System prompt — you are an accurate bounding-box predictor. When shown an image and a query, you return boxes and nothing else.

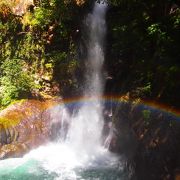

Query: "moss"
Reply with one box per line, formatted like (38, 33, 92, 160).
(0, 117, 20, 128)
(9, 99, 26, 106)
(0, 99, 29, 111)
(0, 98, 60, 129)
(0, 100, 26, 127)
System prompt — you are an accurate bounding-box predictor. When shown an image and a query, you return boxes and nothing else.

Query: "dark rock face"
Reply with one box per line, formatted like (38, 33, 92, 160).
(0, 99, 62, 159)
(108, 102, 180, 180)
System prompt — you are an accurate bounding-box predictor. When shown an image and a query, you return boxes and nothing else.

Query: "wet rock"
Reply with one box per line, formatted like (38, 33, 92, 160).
(0, 143, 29, 160)
(109, 127, 137, 158)
(110, 102, 180, 180)
(0, 125, 7, 145)
(0, 98, 62, 159)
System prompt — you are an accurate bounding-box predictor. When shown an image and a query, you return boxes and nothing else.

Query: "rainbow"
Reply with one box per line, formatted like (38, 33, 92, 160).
(59, 95, 180, 119)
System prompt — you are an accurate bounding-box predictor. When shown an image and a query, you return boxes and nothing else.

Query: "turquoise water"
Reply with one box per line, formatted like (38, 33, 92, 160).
(0, 142, 127, 180)
(0, 159, 54, 180)
(0, 167, 125, 180)
(0, 157, 126, 180)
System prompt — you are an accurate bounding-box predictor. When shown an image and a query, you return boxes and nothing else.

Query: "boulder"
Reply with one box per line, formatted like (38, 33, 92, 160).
(0, 98, 62, 159)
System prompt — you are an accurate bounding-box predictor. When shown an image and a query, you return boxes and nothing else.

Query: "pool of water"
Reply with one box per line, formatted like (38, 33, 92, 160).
(0, 164, 126, 180)
(0, 143, 128, 180)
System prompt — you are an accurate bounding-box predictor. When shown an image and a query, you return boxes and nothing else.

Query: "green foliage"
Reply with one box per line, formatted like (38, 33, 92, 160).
(147, 23, 171, 44)
(0, 0, 81, 105)
(0, 59, 34, 106)
(142, 110, 151, 125)
(106, 0, 180, 106)
(1, 0, 178, 108)
(25, 7, 53, 28)
(47, 50, 79, 92)
(142, 110, 151, 119)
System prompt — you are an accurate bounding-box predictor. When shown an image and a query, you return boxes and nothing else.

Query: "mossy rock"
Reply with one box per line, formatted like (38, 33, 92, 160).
(0, 117, 20, 128)
(0, 98, 61, 159)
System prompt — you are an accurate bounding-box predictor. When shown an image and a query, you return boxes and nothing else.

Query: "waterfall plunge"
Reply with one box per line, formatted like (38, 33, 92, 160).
(0, 2, 122, 179)
(66, 1, 107, 155)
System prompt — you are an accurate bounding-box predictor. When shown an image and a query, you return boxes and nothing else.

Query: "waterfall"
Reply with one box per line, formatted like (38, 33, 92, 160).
(0, 1, 123, 179)
(66, 1, 107, 155)
(85, 1, 107, 97)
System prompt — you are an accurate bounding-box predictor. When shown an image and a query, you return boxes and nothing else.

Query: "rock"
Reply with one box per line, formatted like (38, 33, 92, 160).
(175, 169, 180, 180)
(4, 127, 10, 144)
(0, 98, 62, 159)
(110, 102, 180, 180)
(0, 125, 7, 145)
(11, 0, 34, 16)
(0, 143, 29, 160)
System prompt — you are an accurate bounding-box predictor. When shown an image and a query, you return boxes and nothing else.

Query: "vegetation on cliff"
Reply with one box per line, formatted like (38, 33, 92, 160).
(0, 0, 179, 108)
(106, 0, 180, 108)
(0, 0, 85, 107)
